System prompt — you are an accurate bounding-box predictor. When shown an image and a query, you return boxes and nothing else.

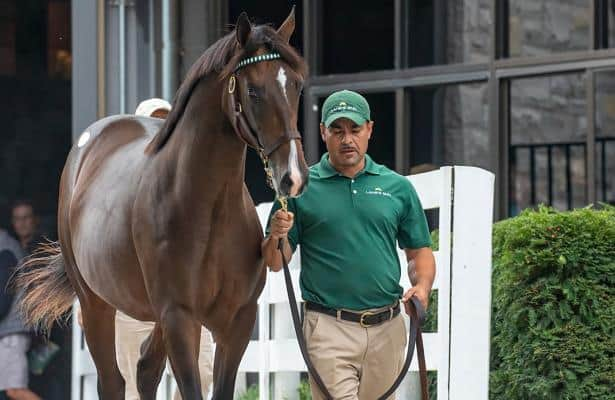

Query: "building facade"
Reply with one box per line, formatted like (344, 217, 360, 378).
(72, 0, 615, 221)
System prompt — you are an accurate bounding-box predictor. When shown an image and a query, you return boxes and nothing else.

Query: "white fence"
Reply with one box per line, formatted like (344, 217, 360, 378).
(71, 166, 495, 399)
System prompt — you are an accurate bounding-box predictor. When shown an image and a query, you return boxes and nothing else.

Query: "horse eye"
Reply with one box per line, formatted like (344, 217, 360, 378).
(247, 87, 259, 98)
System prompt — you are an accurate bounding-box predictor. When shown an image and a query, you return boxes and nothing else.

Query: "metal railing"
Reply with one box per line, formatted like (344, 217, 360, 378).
(510, 137, 614, 211)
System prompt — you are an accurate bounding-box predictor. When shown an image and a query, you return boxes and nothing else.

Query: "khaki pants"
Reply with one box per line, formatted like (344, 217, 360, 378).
(115, 311, 214, 400)
(303, 306, 407, 400)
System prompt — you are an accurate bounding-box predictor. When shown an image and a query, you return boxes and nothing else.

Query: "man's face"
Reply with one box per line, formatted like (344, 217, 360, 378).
(320, 118, 373, 169)
(12, 205, 37, 240)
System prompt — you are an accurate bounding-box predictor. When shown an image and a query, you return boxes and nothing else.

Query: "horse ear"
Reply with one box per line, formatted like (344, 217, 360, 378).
(277, 6, 295, 43)
(236, 12, 251, 47)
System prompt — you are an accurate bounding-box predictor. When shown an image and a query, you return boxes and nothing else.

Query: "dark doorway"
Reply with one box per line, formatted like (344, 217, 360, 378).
(0, 1, 72, 399)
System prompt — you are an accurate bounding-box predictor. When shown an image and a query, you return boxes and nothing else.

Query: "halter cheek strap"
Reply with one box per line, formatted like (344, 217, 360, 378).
(227, 75, 261, 151)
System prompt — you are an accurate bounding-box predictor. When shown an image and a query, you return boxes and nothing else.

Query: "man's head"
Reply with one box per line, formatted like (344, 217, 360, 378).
(11, 200, 38, 243)
(320, 90, 373, 171)
(135, 98, 172, 119)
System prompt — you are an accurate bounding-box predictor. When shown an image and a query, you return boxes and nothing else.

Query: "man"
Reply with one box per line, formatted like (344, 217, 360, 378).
(113, 98, 214, 400)
(0, 228, 40, 400)
(262, 90, 436, 399)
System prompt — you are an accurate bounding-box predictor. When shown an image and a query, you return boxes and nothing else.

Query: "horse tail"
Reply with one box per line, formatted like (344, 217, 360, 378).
(13, 240, 75, 332)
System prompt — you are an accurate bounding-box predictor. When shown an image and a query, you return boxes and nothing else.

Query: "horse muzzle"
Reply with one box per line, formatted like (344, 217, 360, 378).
(278, 169, 308, 198)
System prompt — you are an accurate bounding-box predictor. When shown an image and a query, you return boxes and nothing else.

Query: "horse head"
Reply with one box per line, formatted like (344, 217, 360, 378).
(223, 8, 309, 198)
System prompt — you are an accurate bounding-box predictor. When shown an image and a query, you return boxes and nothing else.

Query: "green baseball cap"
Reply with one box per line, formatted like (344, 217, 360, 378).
(321, 90, 371, 128)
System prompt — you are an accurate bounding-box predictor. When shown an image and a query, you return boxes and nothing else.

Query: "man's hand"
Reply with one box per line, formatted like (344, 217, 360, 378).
(269, 210, 294, 240)
(401, 284, 430, 314)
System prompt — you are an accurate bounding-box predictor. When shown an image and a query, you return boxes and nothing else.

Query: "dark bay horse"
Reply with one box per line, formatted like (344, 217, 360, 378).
(15, 10, 308, 400)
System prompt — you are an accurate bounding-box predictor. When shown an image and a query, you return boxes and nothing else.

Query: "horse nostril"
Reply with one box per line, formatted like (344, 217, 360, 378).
(280, 173, 293, 194)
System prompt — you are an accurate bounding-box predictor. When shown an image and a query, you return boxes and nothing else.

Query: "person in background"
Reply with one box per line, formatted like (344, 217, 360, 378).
(10, 200, 42, 255)
(0, 228, 40, 400)
(75, 99, 215, 399)
(107, 98, 214, 399)
(11, 200, 66, 400)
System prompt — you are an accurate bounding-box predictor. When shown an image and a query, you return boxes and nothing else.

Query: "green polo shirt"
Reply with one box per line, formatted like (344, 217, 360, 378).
(266, 153, 431, 311)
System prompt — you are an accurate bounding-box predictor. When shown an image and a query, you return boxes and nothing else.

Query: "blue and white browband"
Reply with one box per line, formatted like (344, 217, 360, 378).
(235, 52, 282, 71)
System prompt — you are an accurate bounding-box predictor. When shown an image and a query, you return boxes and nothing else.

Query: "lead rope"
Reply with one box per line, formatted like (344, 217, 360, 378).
(276, 195, 333, 399)
(274, 197, 428, 400)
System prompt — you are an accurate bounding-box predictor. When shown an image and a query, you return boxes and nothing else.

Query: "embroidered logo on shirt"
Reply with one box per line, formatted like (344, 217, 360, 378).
(365, 187, 392, 197)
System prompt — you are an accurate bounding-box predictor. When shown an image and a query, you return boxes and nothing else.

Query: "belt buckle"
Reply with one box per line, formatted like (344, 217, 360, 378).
(359, 311, 376, 328)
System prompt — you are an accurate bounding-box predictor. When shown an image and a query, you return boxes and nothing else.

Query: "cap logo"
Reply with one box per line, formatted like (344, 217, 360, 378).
(339, 101, 347, 106)
(329, 104, 359, 114)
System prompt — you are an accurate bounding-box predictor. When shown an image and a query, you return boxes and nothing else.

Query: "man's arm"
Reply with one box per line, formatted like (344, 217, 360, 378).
(261, 210, 295, 272)
(401, 247, 435, 310)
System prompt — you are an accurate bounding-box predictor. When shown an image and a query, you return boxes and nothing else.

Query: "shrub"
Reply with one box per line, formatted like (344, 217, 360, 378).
(236, 384, 258, 400)
(490, 205, 615, 399)
(298, 379, 311, 400)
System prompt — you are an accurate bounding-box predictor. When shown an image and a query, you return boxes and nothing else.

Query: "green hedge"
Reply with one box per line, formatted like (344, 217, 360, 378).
(490, 206, 615, 399)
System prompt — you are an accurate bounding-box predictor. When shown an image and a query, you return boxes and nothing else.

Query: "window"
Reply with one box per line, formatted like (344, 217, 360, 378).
(321, 0, 394, 74)
(509, 74, 587, 214)
(410, 83, 490, 170)
(507, 0, 591, 57)
(407, 0, 490, 67)
(602, 0, 615, 48)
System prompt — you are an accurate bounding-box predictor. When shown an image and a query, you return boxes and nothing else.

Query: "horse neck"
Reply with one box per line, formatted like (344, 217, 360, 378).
(163, 75, 247, 189)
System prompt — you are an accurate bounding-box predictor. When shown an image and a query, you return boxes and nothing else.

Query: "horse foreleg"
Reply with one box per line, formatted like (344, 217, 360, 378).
(136, 324, 167, 400)
(81, 299, 125, 400)
(160, 306, 202, 399)
(211, 303, 257, 400)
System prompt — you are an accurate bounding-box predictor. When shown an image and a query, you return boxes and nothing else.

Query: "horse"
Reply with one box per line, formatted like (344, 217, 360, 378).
(15, 9, 308, 400)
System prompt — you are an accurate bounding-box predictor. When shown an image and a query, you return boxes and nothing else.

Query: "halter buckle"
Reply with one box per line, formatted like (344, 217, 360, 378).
(228, 75, 236, 94)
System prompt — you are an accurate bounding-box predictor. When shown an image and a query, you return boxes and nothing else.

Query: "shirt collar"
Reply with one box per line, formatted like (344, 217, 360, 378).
(317, 153, 381, 178)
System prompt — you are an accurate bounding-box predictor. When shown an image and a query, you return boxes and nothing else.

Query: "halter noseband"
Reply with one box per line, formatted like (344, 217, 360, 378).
(226, 52, 301, 189)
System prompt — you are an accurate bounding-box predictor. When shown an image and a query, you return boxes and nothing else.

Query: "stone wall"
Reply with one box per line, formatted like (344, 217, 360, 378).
(439, 0, 614, 209)
(509, 0, 590, 57)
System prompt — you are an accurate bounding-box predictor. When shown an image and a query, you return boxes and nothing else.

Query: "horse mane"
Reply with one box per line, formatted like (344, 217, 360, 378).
(147, 24, 308, 153)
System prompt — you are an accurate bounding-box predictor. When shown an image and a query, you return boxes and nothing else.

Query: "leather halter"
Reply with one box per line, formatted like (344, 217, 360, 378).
(226, 54, 301, 163)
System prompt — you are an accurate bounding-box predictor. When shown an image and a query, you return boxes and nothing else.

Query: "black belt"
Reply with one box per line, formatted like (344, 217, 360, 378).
(305, 301, 401, 328)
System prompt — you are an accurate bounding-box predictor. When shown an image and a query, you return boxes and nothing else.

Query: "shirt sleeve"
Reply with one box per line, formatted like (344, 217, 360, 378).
(397, 180, 432, 249)
(0, 249, 18, 320)
(265, 198, 300, 251)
